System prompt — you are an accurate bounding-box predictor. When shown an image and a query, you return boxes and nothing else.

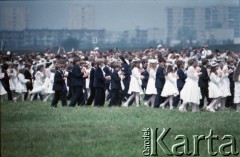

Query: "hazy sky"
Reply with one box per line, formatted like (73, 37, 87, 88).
(0, 0, 239, 31)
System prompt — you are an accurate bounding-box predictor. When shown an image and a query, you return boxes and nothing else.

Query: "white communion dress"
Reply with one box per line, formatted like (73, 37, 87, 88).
(180, 66, 202, 105)
(161, 72, 179, 97)
(145, 69, 157, 95)
(208, 73, 222, 98)
(128, 67, 143, 94)
(15, 73, 29, 93)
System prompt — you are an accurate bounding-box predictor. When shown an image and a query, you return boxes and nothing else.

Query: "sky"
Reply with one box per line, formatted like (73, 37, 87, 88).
(0, 0, 239, 31)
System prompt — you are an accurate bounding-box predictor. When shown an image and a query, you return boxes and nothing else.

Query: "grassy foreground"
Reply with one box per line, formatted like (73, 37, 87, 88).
(1, 101, 240, 157)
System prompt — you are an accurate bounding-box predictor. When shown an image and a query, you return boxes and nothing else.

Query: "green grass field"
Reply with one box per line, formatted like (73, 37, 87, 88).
(1, 101, 240, 157)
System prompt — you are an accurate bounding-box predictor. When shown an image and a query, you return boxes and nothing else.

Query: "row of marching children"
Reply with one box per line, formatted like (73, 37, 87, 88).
(122, 57, 240, 112)
(0, 49, 239, 112)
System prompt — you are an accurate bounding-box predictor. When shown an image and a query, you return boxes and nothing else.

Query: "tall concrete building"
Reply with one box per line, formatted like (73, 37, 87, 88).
(0, 7, 28, 31)
(69, 5, 95, 30)
(166, 5, 240, 44)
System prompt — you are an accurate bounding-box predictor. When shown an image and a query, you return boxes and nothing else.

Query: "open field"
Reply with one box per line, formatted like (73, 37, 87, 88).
(1, 101, 240, 157)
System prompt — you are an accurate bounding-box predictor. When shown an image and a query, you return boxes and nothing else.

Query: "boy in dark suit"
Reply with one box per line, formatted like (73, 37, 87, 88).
(119, 56, 131, 101)
(198, 58, 211, 108)
(173, 60, 187, 108)
(51, 61, 67, 107)
(66, 64, 73, 100)
(103, 60, 112, 98)
(1, 63, 13, 100)
(93, 59, 110, 107)
(109, 63, 122, 107)
(140, 66, 149, 101)
(69, 58, 85, 107)
(154, 58, 166, 108)
(86, 61, 96, 105)
(24, 63, 33, 100)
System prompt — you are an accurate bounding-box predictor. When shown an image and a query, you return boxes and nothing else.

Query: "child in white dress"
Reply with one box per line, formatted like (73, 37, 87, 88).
(207, 62, 223, 112)
(8, 64, 18, 93)
(179, 59, 202, 112)
(30, 65, 46, 101)
(123, 59, 143, 107)
(218, 64, 231, 110)
(43, 68, 55, 102)
(144, 59, 158, 107)
(14, 69, 30, 102)
(160, 65, 179, 109)
(233, 62, 240, 112)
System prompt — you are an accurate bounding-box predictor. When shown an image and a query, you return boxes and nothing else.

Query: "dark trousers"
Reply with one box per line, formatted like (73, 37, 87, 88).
(51, 90, 67, 107)
(109, 89, 121, 107)
(24, 83, 33, 100)
(33, 93, 43, 101)
(94, 87, 105, 107)
(78, 87, 87, 106)
(173, 87, 183, 108)
(142, 86, 150, 101)
(154, 88, 164, 108)
(121, 78, 130, 101)
(106, 89, 112, 101)
(86, 87, 95, 105)
(69, 86, 83, 107)
(3, 85, 12, 100)
(67, 86, 72, 100)
(199, 87, 211, 108)
(226, 85, 235, 108)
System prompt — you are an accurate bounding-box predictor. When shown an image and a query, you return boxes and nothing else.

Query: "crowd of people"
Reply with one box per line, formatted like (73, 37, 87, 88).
(0, 45, 239, 112)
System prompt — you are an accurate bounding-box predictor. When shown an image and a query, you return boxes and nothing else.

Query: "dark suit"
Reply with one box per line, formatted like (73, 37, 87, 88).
(24, 68, 33, 100)
(198, 66, 211, 108)
(86, 67, 95, 105)
(103, 66, 111, 90)
(1, 69, 12, 100)
(67, 71, 72, 100)
(121, 63, 131, 101)
(226, 66, 235, 108)
(81, 75, 88, 105)
(93, 66, 106, 106)
(109, 70, 122, 106)
(173, 68, 186, 107)
(104, 66, 113, 101)
(141, 70, 150, 101)
(141, 70, 149, 90)
(69, 65, 84, 107)
(51, 70, 67, 107)
(154, 66, 165, 108)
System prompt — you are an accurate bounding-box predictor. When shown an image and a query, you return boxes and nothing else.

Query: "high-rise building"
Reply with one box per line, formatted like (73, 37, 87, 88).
(69, 5, 95, 30)
(166, 5, 240, 43)
(0, 7, 28, 31)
